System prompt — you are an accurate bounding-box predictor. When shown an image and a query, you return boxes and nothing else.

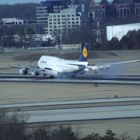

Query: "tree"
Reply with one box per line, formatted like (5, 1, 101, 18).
(119, 133, 133, 140)
(81, 133, 101, 140)
(120, 35, 129, 50)
(108, 37, 121, 50)
(34, 128, 50, 140)
(120, 30, 140, 50)
(136, 137, 140, 140)
(51, 126, 78, 140)
(0, 110, 30, 140)
(25, 27, 36, 35)
(0, 25, 15, 48)
(102, 129, 119, 140)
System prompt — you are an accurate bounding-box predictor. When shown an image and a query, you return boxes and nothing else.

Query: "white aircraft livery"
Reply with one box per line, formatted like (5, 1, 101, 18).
(19, 43, 139, 78)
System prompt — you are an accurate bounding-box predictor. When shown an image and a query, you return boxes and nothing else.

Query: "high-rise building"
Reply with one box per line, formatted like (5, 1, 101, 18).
(36, 0, 83, 36)
(45, 5, 81, 35)
(36, 0, 67, 24)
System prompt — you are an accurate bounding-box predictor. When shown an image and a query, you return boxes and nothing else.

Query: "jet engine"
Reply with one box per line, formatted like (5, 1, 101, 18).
(30, 70, 39, 76)
(19, 68, 28, 75)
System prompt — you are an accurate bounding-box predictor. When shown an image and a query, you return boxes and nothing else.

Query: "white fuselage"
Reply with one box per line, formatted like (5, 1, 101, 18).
(38, 56, 88, 77)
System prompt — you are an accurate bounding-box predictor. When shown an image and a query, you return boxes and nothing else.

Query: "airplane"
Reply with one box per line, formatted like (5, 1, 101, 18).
(18, 43, 140, 78)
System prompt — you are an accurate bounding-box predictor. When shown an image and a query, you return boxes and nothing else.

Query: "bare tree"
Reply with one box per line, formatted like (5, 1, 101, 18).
(0, 109, 30, 140)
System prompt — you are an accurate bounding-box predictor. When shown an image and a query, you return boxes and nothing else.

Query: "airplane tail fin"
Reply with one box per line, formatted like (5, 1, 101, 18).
(79, 42, 90, 62)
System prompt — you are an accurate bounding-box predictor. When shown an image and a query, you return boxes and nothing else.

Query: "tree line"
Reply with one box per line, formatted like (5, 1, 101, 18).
(0, 110, 140, 140)
(98, 29, 140, 50)
(61, 26, 140, 50)
(0, 23, 140, 50)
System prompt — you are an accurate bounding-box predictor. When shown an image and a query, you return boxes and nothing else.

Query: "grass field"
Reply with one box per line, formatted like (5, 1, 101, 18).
(0, 82, 139, 104)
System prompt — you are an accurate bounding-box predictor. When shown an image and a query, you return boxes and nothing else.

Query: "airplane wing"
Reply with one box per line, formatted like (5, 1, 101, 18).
(0, 66, 15, 70)
(8, 64, 43, 76)
(87, 59, 140, 72)
(106, 59, 140, 65)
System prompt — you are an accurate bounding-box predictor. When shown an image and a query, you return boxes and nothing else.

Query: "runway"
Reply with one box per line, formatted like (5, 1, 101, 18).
(5, 97, 140, 124)
(25, 105, 140, 123)
(1, 97, 140, 111)
(0, 74, 140, 124)
(0, 74, 140, 85)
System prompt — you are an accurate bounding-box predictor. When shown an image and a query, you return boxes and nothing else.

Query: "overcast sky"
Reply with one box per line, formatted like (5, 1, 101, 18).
(0, 0, 113, 5)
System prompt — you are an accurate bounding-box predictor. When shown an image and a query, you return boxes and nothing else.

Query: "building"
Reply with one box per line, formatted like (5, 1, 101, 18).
(106, 23, 140, 40)
(89, 0, 140, 23)
(36, 0, 67, 24)
(36, 0, 83, 38)
(90, 0, 106, 21)
(134, 2, 140, 18)
(113, 0, 140, 19)
(2, 18, 24, 25)
(114, 0, 133, 19)
(45, 6, 81, 35)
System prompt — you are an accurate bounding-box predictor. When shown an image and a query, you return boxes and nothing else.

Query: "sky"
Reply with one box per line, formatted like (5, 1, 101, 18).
(0, 0, 113, 5)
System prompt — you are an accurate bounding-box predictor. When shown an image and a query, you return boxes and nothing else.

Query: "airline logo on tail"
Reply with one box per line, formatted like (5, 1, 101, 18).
(83, 47, 88, 58)
(79, 43, 89, 62)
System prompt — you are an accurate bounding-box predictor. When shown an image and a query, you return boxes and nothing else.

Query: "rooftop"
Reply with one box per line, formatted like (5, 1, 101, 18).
(113, 0, 133, 4)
